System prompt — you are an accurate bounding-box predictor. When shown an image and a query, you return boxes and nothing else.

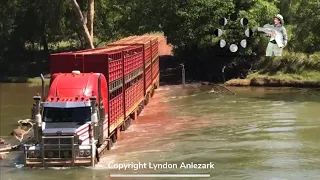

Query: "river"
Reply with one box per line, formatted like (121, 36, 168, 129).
(0, 83, 320, 180)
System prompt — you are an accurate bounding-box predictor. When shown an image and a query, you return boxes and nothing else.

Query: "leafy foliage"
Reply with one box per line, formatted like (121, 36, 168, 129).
(0, 0, 319, 81)
(290, 0, 320, 53)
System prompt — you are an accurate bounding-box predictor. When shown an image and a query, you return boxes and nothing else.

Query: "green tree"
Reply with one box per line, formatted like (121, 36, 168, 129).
(290, 0, 320, 53)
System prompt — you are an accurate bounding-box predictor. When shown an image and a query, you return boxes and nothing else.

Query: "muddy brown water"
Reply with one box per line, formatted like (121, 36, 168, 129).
(1, 83, 320, 180)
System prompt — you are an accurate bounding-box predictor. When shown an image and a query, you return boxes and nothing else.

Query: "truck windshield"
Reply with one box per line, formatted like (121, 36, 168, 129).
(43, 107, 91, 123)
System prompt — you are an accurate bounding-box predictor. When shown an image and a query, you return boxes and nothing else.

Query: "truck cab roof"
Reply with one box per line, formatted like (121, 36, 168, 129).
(47, 72, 107, 103)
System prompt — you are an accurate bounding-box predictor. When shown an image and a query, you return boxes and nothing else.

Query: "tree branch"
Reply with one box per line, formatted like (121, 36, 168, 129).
(70, 0, 94, 49)
(87, 0, 94, 41)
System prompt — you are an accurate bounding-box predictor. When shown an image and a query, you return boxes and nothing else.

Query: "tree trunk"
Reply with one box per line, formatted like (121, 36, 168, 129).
(71, 0, 94, 49)
(42, 35, 49, 54)
(76, 29, 84, 48)
(41, 16, 49, 55)
(87, 0, 94, 41)
(32, 38, 35, 52)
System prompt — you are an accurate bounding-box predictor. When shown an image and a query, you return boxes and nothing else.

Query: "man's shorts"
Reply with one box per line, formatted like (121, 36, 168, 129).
(266, 41, 282, 56)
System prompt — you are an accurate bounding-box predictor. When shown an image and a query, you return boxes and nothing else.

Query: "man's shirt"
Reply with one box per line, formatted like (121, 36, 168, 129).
(269, 24, 288, 46)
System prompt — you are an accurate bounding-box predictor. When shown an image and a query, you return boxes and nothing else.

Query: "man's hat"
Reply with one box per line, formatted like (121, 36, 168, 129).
(274, 14, 284, 24)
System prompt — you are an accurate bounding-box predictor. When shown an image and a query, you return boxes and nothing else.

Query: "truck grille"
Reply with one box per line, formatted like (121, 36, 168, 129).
(43, 137, 72, 145)
(42, 136, 75, 159)
(44, 149, 72, 158)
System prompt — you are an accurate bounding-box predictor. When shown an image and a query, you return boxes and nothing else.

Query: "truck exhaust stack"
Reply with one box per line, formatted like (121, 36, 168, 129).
(40, 74, 45, 101)
(33, 94, 42, 144)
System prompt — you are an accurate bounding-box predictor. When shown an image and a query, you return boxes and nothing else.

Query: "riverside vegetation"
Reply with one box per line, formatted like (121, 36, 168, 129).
(225, 51, 320, 87)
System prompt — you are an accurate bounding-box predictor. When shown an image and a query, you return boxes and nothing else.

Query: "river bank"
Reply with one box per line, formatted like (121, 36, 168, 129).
(226, 51, 320, 88)
(225, 72, 320, 88)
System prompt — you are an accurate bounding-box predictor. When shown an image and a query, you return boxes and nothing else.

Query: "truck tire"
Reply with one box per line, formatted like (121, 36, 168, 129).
(111, 134, 117, 143)
(121, 121, 128, 131)
(125, 120, 129, 130)
(107, 140, 113, 150)
(95, 148, 100, 162)
(137, 104, 143, 116)
(144, 94, 150, 105)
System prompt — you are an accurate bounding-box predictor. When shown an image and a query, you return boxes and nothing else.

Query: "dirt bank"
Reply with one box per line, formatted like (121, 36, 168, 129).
(225, 78, 320, 88)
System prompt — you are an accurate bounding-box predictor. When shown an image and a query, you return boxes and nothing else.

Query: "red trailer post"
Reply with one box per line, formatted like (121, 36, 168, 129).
(149, 36, 160, 91)
(139, 35, 160, 98)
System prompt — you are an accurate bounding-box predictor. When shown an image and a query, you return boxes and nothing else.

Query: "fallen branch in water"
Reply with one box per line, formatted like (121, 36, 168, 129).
(209, 84, 236, 95)
(0, 152, 9, 159)
(12, 120, 34, 142)
(17, 119, 34, 126)
(0, 138, 11, 159)
(0, 119, 35, 160)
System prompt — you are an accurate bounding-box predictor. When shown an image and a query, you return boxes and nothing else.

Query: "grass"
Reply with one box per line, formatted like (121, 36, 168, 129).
(247, 71, 320, 81)
(226, 51, 320, 88)
(256, 51, 320, 74)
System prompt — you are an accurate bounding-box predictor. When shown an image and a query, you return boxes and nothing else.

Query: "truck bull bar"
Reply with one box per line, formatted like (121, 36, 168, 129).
(23, 135, 94, 167)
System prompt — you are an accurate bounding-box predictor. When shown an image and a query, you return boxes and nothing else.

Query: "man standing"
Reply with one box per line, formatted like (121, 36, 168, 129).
(265, 14, 288, 56)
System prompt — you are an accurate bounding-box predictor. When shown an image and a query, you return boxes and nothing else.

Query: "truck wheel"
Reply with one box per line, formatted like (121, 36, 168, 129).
(95, 149, 100, 163)
(128, 118, 132, 126)
(137, 104, 143, 116)
(138, 108, 141, 116)
(111, 134, 117, 143)
(121, 122, 127, 131)
(144, 94, 150, 105)
(125, 120, 129, 130)
(107, 140, 113, 150)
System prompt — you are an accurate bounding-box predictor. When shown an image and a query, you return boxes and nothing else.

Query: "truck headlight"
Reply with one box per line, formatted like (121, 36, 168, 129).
(29, 151, 35, 158)
(35, 151, 41, 157)
(79, 150, 84, 156)
(48, 151, 54, 157)
(29, 151, 41, 158)
(63, 151, 69, 157)
(85, 150, 91, 156)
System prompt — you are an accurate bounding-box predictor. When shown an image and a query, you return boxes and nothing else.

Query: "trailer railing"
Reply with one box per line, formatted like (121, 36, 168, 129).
(23, 136, 93, 167)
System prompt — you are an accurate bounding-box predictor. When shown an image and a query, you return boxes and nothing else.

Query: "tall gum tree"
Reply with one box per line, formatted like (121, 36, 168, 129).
(71, 0, 95, 49)
(87, 0, 94, 41)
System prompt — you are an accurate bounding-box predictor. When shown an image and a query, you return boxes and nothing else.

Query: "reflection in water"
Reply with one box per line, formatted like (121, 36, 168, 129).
(1, 84, 320, 180)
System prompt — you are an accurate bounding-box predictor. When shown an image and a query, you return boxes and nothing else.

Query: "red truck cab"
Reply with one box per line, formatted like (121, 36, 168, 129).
(24, 71, 108, 167)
